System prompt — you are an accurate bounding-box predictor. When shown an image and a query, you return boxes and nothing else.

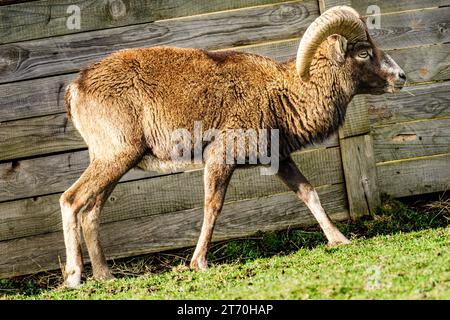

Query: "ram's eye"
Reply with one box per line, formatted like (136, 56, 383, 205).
(358, 50, 370, 58)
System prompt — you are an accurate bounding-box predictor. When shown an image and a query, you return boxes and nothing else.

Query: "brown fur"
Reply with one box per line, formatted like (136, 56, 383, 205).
(67, 42, 355, 162)
(60, 28, 405, 287)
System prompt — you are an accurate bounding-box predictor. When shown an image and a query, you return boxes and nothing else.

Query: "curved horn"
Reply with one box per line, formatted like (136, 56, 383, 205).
(296, 6, 367, 81)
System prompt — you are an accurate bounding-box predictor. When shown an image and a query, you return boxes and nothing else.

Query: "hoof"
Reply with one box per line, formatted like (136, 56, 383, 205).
(190, 258, 207, 272)
(65, 273, 82, 289)
(93, 268, 115, 281)
(64, 266, 82, 289)
(328, 237, 350, 247)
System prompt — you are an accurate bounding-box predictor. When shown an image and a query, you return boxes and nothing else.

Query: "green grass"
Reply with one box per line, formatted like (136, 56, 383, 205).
(1, 195, 449, 300)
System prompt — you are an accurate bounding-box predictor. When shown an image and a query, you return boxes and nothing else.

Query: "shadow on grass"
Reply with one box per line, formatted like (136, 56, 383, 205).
(1, 192, 448, 297)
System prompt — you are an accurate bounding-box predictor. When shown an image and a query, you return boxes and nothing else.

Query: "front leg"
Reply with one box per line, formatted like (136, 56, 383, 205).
(190, 161, 235, 271)
(277, 156, 350, 245)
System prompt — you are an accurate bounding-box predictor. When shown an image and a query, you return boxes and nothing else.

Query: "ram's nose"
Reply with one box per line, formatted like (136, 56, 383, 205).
(395, 70, 406, 89)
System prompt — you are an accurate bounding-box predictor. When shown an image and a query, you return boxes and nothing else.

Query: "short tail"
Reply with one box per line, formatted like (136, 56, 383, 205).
(64, 83, 75, 120)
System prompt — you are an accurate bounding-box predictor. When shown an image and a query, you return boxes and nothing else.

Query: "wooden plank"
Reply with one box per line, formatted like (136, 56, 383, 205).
(0, 1, 319, 84)
(321, 3, 450, 49)
(340, 95, 369, 138)
(0, 106, 338, 161)
(0, 113, 85, 161)
(0, 0, 290, 44)
(321, 0, 450, 14)
(1, 3, 447, 85)
(0, 183, 349, 278)
(372, 117, 450, 163)
(388, 44, 450, 83)
(2, 43, 445, 161)
(0, 73, 75, 122)
(377, 153, 450, 197)
(0, 147, 344, 240)
(368, 81, 450, 126)
(0, 132, 340, 202)
(231, 38, 299, 63)
(0, 150, 166, 202)
(1, 38, 448, 123)
(3, 39, 446, 124)
(0, 40, 299, 123)
(0, 1, 35, 6)
(366, 7, 450, 50)
(340, 134, 380, 219)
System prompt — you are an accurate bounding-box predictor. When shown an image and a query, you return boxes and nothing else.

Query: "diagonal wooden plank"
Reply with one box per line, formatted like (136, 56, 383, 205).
(0, 0, 291, 44)
(2, 42, 448, 123)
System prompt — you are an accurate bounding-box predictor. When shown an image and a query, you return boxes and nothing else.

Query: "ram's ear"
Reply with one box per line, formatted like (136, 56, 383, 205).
(328, 34, 347, 64)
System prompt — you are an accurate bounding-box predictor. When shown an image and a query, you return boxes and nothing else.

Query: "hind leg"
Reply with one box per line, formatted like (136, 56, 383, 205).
(80, 184, 116, 281)
(60, 150, 142, 288)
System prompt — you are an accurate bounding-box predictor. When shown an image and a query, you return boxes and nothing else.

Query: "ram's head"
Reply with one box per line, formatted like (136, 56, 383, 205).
(296, 5, 406, 95)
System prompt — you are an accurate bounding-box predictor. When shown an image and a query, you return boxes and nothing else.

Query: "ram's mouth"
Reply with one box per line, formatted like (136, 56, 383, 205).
(386, 85, 404, 93)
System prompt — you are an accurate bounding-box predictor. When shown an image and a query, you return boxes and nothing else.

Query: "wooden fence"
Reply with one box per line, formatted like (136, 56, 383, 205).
(0, 0, 449, 278)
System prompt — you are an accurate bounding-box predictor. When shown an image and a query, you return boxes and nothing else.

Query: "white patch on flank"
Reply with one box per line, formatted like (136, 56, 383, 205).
(137, 155, 203, 173)
(67, 83, 81, 133)
(68, 82, 79, 102)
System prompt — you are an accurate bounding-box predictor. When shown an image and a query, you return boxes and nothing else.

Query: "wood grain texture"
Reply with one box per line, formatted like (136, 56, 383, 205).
(368, 81, 450, 126)
(2, 3, 447, 85)
(377, 153, 450, 197)
(340, 95, 370, 138)
(0, 150, 163, 202)
(388, 44, 450, 83)
(0, 147, 344, 240)
(0, 113, 85, 161)
(0, 1, 319, 84)
(0, 39, 299, 123)
(0, 1, 36, 6)
(365, 7, 450, 50)
(0, 73, 75, 122)
(0, 183, 349, 278)
(0, 131, 339, 202)
(0, 134, 339, 203)
(3, 40, 446, 124)
(0, 35, 447, 124)
(320, 0, 450, 14)
(372, 117, 450, 163)
(0, 0, 290, 44)
(340, 134, 380, 219)
(1, 42, 446, 160)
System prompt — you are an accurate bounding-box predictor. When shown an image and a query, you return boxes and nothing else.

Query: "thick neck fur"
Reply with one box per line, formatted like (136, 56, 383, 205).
(270, 52, 355, 155)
